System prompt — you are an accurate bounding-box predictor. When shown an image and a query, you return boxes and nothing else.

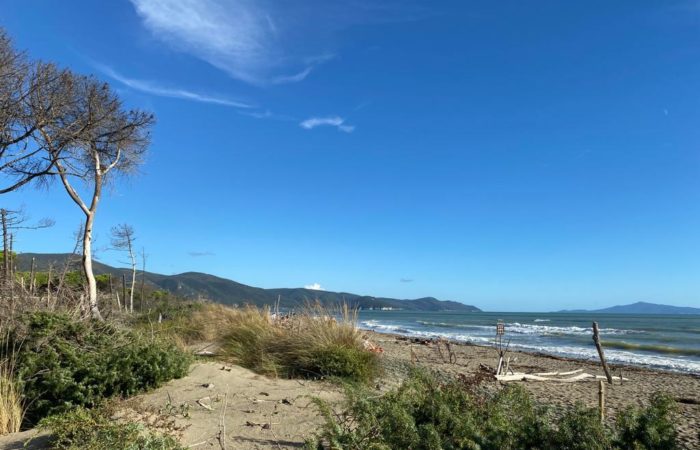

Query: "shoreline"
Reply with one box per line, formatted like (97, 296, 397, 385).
(357, 320, 700, 375)
(363, 328, 700, 378)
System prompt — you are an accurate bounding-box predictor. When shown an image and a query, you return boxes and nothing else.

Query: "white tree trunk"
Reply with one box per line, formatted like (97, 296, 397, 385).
(82, 212, 102, 320)
(129, 251, 136, 313)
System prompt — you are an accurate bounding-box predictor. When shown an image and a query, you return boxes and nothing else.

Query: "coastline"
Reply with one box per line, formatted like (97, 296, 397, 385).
(365, 329, 700, 449)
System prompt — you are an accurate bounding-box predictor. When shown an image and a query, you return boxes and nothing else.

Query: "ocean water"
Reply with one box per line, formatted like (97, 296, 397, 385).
(358, 311, 700, 374)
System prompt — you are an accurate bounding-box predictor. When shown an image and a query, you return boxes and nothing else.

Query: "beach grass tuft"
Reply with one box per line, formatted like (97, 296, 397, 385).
(219, 303, 380, 383)
(0, 358, 23, 436)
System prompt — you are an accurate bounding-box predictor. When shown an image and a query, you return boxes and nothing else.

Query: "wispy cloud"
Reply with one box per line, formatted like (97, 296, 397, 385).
(188, 251, 215, 257)
(128, 0, 420, 86)
(129, 0, 323, 86)
(300, 116, 355, 133)
(98, 64, 252, 108)
(304, 283, 324, 290)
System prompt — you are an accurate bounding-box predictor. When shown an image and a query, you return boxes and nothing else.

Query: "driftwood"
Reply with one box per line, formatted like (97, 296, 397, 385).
(496, 370, 628, 383)
(592, 322, 613, 384)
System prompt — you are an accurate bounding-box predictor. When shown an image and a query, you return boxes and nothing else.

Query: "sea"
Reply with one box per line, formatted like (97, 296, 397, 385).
(357, 311, 700, 374)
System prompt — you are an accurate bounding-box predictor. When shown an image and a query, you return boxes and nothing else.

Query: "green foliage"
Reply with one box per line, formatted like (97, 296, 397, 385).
(552, 405, 611, 450)
(302, 345, 379, 382)
(38, 406, 184, 450)
(0, 250, 16, 266)
(307, 370, 679, 450)
(2, 312, 191, 424)
(615, 393, 678, 450)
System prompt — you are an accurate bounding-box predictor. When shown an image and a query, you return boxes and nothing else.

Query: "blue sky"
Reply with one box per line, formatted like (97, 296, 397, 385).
(2, 0, 699, 311)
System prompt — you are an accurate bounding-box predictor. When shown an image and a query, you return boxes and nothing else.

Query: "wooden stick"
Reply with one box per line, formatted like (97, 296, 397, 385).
(598, 380, 606, 422)
(592, 322, 613, 384)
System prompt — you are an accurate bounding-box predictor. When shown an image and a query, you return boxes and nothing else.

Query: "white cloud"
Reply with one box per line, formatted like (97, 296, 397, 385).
(304, 283, 324, 290)
(98, 65, 252, 108)
(129, 0, 324, 86)
(128, 1, 418, 86)
(300, 116, 355, 133)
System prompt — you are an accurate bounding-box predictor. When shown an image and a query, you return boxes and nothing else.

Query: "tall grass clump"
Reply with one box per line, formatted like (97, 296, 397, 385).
(145, 302, 244, 347)
(0, 359, 23, 436)
(220, 304, 379, 383)
(307, 369, 679, 450)
(1, 311, 191, 424)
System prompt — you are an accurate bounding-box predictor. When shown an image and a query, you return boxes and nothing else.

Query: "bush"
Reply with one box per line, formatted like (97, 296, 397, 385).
(307, 370, 679, 450)
(220, 304, 379, 383)
(38, 406, 184, 450)
(615, 393, 677, 450)
(2, 312, 191, 424)
(552, 405, 611, 450)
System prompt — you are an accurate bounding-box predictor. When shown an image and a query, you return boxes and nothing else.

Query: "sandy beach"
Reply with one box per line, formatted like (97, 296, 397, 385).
(2, 331, 697, 450)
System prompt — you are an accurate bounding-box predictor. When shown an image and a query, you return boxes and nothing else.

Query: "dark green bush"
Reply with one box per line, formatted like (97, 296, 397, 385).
(2, 312, 191, 424)
(307, 370, 679, 450)
(615, 393, 677, 450)
(552, 405, 611, 450)
(38, 406, 184, 450)
(299, 344, 380, 382)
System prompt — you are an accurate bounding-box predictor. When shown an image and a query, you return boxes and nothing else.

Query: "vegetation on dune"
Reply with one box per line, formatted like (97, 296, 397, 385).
(307, 369, 679, 450)
(1, 311, 191, 424)
(38, 406, 184, 450)
(218, 304, 380, 383)
(0, 360, 23, 436)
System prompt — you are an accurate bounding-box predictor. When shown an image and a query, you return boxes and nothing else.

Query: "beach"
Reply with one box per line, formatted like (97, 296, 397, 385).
(2, 324, 697, 449)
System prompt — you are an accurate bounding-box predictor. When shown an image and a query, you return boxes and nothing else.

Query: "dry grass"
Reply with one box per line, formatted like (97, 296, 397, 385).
(152, 303, 243, 347)
(0, 359, 23, 435)
(218, 303, 379, 382)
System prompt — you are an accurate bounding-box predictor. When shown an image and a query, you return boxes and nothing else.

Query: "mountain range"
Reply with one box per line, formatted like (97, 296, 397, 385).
(559, 301, 700, 315)
(15, 253, 480, 312)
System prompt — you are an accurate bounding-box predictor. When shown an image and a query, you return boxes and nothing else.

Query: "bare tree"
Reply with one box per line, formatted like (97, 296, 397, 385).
(0, 30, 76, 193)
(111, 223, 136, 313)
(1, 28, 154, 318)
(46, 77, 154, 319)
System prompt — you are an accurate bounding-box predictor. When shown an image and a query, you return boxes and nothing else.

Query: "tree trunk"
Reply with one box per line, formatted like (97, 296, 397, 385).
(82, 213, 102, 320)
(1, 209, 8, 284)
(129, 251, 136, 313)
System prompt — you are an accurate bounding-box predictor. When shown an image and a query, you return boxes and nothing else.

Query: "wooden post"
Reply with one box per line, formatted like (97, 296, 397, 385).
(592, 322, 613, 384)
(29, 257, 36, 295)
(122, 274, 127, 312)
(46, 265, 52, 307)
(598, 380, 606, 422)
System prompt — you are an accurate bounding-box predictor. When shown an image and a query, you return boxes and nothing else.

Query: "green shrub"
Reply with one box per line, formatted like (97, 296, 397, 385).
(302, 344, 380, 382)
(615, 393, 678, 450)
(307, 370, 679, 450)
(38, 406, 184, 450)
(552, 405, 611, 450)
(2, 312, 191, 424)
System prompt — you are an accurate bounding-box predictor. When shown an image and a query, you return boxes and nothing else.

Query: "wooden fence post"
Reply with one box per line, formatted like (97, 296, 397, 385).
(592, 322, 613, 384)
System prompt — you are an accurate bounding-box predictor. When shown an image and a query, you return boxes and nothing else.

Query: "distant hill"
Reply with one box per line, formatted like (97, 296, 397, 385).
(559, 301, 700, 315)
(15, 253, 480, 312)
